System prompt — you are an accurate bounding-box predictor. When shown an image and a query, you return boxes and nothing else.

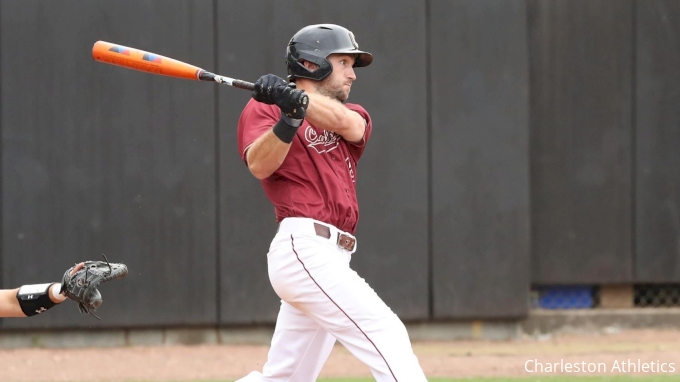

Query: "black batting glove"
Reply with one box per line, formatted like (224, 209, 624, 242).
(252, 74, 288, 105)
(275, 83, 307, 120)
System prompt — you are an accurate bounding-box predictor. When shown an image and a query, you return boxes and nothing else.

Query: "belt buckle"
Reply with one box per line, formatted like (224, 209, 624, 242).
(336, 233, 356, 251)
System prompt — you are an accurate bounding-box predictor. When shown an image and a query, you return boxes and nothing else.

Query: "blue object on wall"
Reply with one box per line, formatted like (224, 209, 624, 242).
(535, 286, 594, 309)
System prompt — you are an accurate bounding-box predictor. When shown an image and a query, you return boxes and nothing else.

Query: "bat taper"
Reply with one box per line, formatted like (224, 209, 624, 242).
(92, 41, 309, 107)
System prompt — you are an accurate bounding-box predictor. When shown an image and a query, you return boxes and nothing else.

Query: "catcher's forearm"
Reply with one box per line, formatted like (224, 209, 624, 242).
(0, 288, 24, 317)
(0, 283, 66, 318)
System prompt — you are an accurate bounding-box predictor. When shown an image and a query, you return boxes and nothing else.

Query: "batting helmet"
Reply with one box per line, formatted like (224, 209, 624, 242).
(286, 24, 373, 81)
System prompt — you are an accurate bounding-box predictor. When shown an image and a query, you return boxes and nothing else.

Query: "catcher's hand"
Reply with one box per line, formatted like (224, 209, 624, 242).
(61, 255, 128, 319)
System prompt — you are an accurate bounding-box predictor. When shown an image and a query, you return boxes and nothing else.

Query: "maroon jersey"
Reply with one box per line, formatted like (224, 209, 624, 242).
(237, 99, 372, 234)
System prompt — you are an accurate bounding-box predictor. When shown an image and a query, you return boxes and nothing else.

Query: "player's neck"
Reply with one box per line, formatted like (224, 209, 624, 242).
(294, 79, 317, 95)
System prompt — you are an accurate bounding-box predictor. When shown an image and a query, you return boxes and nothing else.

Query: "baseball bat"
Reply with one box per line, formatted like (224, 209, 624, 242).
(92, 41, 308, 106)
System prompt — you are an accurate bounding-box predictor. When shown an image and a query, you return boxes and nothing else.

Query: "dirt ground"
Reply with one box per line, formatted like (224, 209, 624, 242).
(1, 329, 680, 381)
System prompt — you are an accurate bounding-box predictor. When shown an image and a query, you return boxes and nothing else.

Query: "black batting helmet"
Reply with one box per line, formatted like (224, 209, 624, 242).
(286, 24, 373, 81)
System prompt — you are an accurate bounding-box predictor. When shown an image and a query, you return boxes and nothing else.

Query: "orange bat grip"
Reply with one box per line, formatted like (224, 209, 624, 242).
(92, 41, 203, 80)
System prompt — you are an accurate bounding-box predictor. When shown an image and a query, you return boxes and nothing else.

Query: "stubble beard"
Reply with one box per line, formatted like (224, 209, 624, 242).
(315, 77, 350, 103)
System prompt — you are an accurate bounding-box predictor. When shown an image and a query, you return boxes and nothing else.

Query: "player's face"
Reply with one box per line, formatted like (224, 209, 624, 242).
(315, 54, 357, 103)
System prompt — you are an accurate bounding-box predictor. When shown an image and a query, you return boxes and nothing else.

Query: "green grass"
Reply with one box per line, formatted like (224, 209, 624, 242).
(316, 378, 680, 382)
(139, 377, 679, 382)
(312, 378, 677, 382)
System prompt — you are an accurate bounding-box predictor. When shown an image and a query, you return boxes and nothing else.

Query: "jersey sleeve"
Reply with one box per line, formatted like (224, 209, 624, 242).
(237, 99, 280, 163)
(345, 103, 373, 162)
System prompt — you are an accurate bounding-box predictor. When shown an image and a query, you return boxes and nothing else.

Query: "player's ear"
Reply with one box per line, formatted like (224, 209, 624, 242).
(302, 60, 320, 72)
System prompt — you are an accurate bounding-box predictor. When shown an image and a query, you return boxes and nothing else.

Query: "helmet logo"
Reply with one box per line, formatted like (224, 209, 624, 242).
(348, 31, 359, 49)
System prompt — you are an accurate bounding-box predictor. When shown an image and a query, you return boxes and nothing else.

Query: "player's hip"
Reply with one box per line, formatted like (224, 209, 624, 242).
(272, 217, 358, 254)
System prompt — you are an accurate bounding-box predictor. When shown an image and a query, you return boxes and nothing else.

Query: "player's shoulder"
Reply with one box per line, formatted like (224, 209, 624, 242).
(344, 102, 368, 113)
(344, 103, 371, 127)
(344, 102, 371, 119)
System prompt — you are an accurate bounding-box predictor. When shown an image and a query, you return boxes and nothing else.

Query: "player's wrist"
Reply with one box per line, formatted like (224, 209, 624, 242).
(49, 283, 67, 303)
(280, 112, 303, 128)
(273, 113, 303, 144)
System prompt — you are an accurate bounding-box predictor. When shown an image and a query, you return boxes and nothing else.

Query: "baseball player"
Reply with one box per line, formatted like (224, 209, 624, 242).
(0, 263, 84, 318)
(236, 24, 428, 381)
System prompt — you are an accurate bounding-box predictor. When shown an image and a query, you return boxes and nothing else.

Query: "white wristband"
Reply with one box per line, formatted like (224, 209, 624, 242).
(50, 283, 66, 302)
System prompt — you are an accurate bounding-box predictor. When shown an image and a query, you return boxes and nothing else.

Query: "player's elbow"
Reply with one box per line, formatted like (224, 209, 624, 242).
(245, 148, 272, 179)
(334, 109, 353, 131)
(247, 160, 274, 180)
(337, 112, 365, 143)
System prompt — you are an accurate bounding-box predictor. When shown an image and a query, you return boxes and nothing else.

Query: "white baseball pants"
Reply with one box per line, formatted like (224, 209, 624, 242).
(235, 217, 428, 382)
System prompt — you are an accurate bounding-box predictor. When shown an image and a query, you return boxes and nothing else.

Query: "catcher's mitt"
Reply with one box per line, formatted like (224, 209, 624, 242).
(61, 255, 128, 319)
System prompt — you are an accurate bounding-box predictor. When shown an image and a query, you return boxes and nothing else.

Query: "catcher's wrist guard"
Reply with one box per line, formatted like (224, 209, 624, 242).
(16, 283, 58, 317)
